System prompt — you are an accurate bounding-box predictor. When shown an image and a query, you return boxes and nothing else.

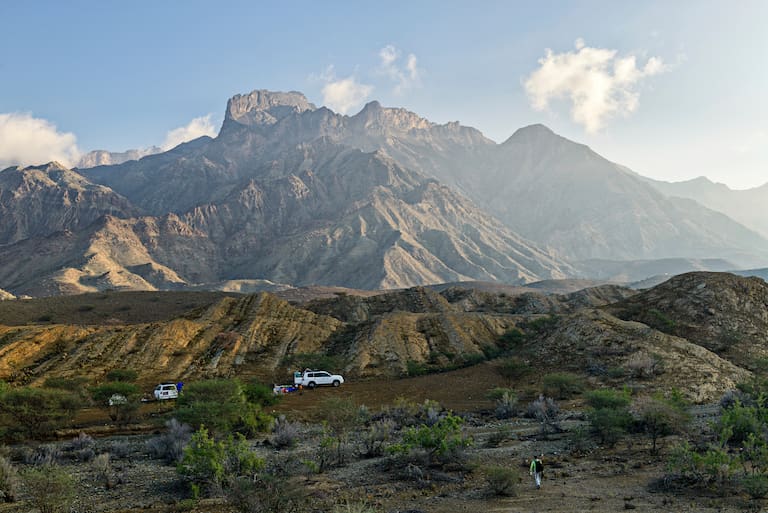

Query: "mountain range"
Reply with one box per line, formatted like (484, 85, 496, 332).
(1, 88, 767, 297)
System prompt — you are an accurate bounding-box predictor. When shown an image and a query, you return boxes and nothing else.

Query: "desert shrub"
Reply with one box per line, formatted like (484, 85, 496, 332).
(585, 388, 631, 410)
(498, 328, 525, 349)
(389, 413, 472, 465)
(90, 382, 141, 423)
(588, 405, 632, 447)
(667, 442, 736, 490)
(272, 416, 301, 450)
(23, 464, 75, 513)
(406, 360, 429, 377)
(105, 368, 138, 382)
(631, 393, 691, 454)
(717, 402, 762, 445)
(226, 472, 306, 513)
(147, 418, 193, 464)
(243, 380, 281, 407)
(742, 474, 768, 499)
(486, 388, 518, 419)
(626, 352, 664, 379)
(0, 387, 80, 440)
(524, 315, 560, 334)
(175, 379, 273, 437)
(496, 357, 529, 382)
(178, 427, 264, 496)
(358, 418, 395, 458)
(23, 444, 61, 466)
(542, 372, 585, 399)
(65, 433, 96, 462)
(483, 465, 519, 496)
(93, 453, 115, 489)
(0, 455, 20, 502)
(526, 395, 560, 434)
(647, 309, 676, 331)
(317, 397, 362, 465)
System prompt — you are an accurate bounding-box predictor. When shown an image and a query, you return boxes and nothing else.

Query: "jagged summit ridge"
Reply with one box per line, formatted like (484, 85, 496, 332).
(225, 89, 316, 126)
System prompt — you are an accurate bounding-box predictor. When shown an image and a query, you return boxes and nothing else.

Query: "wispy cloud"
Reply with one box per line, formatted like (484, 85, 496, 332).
(524, 38, 667, 132)
(161, 114, 217, 151)
(0, 112, 81, 168)
(378, 45, 421, 95)
(319, 66, 373, 114)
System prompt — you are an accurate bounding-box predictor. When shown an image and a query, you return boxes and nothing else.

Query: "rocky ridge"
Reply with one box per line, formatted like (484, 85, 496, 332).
(0, 272, 760, 403)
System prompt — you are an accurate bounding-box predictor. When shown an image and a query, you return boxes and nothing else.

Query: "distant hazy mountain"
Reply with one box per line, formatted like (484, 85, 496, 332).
(76, 146, 162, 168)
(574, 257, 736, 284)
(0, 162, 138, 245)
(0, 140, 572, 295)
(643, 175, 768, 239)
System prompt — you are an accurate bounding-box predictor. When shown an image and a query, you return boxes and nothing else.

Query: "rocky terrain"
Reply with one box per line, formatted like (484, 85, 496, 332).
(0, 271, 759, 405)
(1, 272, 766, 512)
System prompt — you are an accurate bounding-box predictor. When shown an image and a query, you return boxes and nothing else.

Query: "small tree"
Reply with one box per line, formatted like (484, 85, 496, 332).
(90, 382, 140, 423)
(585, 388, 632, 447)
(178, 426, 264, 497)
(23, 465, 75, 513)
(0, 387, 80, 440)
(105, 368, 138, 382)
(175, 379, 272, 438)
(631, 394, 690, 454)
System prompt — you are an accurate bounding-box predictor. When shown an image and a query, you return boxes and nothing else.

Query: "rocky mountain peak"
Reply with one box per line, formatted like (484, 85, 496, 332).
(225, 89, 316, 126)
(351, 101, 433, 132)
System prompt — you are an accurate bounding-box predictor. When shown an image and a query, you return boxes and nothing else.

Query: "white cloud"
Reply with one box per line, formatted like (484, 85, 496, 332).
(0, 112, 81, 169)
(378, 45, 421, 95)
(524, 39, 667, 133)
(161, 114, 217, 151)
(319, 66, 373, 114)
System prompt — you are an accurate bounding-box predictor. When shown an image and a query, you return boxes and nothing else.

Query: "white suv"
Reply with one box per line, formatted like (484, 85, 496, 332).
(154, 383, 179, 400)
(294, 370, 344, 388)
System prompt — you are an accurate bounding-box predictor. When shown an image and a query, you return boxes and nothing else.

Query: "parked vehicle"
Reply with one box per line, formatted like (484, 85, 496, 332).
(293, 369, 344, 388)
(153, 383, 179, 400)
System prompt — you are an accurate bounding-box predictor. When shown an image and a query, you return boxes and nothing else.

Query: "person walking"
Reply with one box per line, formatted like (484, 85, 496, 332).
(529, 454, 544, 489)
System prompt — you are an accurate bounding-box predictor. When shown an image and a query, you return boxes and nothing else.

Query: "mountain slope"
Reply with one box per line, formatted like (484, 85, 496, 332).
(644, 176, 768, 239)
(0, 162, 138, 246)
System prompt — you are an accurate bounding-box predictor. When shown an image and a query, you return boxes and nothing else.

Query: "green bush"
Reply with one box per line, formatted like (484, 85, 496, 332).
(486, 388, 518, 419)
(178, 427, 264, 496)
(283, 353, 344, 373)
(585, 388, 631, 410)
(243, 380, 281, 407)
(483, 465, 519, 496)
(742, 474, 768, 499)
(632, 394, 691, 454)
(0, 387, 81, 440)
(23, 465, 75, 513)
(542, 372, 585, 399)
(588, 402, 632, 447)
(389, 413, 472, 465)
(498, 328, 525, 349)
(717, 402, 762, 445)
(175, 379, 273, 437)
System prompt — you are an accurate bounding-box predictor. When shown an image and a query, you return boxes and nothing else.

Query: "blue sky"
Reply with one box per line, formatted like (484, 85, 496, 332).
(0, 0, 765, 188)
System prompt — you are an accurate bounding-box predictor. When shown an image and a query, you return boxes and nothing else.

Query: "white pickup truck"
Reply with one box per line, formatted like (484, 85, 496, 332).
(293, 369, 344, 388)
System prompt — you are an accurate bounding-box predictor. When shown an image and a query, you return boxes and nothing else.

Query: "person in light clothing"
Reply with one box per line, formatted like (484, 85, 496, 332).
(529, 455, 544, 489)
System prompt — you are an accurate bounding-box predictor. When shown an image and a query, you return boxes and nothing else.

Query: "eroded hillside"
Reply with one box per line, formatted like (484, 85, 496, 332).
(0, 273, 762, 404)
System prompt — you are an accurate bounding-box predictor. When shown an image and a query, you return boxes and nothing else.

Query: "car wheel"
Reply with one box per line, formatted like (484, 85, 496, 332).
(332, 380, 340, 387)
(308, 381, 316, 389)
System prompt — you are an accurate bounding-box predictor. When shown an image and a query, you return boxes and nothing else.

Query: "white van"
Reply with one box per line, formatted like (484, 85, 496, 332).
(154, 383, 179, 400)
